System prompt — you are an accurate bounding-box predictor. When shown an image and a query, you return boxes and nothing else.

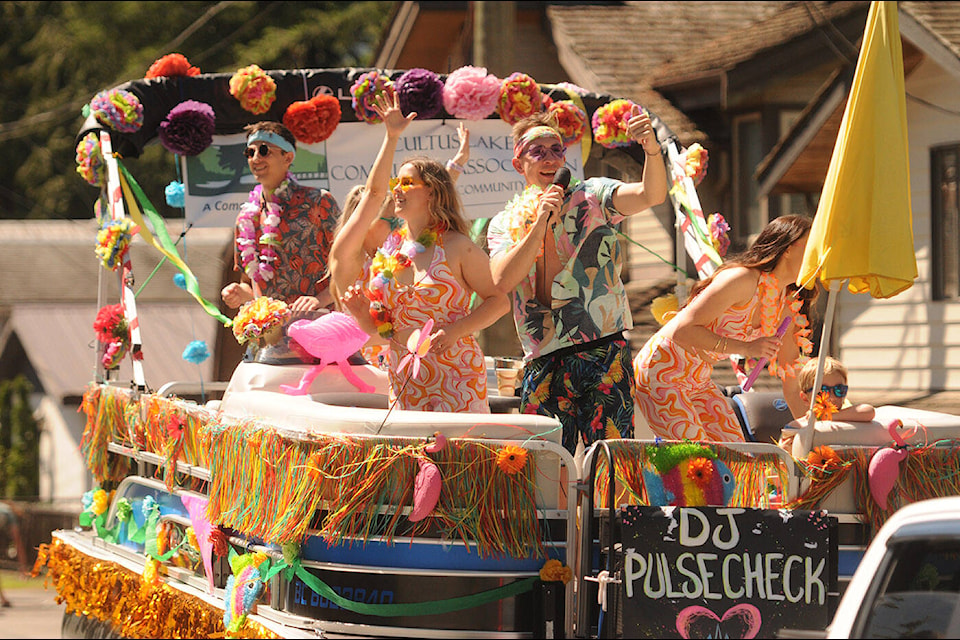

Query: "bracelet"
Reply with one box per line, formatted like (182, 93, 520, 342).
(713, 334, 723, 352)
(446, 159, 465, 173)
(644, 147, 661, 157)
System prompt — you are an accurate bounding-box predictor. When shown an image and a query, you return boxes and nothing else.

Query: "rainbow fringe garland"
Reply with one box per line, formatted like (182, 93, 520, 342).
(34, 538, 277, 639)
(592, 439, 789, 510)
(79, 384, 545, 558)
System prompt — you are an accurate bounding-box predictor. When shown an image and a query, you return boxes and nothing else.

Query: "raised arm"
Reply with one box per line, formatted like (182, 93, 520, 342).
(329, 88, 415, 299)
(610, 105, 668, 215)
(446, 123, 470, 183)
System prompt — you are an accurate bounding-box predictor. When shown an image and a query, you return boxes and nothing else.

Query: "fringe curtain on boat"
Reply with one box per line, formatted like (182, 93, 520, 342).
(201, 421, 545, 558)
(592, 439, 790, 509)
(78, 384, 545, 558)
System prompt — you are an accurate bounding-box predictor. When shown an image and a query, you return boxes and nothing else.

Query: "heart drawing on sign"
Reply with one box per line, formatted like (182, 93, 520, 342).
(675, 603, 762, 639)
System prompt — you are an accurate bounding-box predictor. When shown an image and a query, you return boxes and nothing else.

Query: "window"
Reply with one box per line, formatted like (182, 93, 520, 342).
(857, 540, 960, 638)
(932, 145, 960, 300)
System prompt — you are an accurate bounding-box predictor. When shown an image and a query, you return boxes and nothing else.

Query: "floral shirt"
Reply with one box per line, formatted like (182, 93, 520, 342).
(487, 177, 633, 360)
(233, 178, 340, 304)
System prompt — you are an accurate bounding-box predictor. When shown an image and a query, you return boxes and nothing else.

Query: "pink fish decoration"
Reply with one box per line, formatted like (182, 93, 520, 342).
(409, 458, 442, 522)
(280, 311, 375, 395)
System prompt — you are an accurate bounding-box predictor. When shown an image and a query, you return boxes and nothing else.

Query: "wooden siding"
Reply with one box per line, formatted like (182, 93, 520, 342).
(835, 57, 960, 392)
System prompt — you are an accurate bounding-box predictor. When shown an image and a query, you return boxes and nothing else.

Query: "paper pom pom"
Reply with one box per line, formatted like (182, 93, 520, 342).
(90, 88, 144, 133)
(282, 94, 341, 144)
(75, 132, 105, 187)
(229, 64, 277, 115)
(548, 100, 588, 147)
(395, 68, 444, 119)
(591, 98, 637, 149)
(708, 213, 731, 257)
(182, 339, 210, 364)
(145, 53, 200, 79)
(497, 72, 543, 125)
(442, 66, 501, 120)
(93, 304, 128, 344)
(165, 180, 185, 208)
(158, 100, 215, 156)
(173, 273, 187, 290)
(651, 293, 679, 326)
(685, 143, 709, 186)
(95, 217, 139, 270)
(349, 71, 393, 124)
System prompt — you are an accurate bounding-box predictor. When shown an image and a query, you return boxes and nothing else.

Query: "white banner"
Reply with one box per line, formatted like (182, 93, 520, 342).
(182, 119, 585, 228)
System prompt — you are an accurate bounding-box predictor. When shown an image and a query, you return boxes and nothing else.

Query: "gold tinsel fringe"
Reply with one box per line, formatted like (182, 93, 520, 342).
(35, 539, 278, 639)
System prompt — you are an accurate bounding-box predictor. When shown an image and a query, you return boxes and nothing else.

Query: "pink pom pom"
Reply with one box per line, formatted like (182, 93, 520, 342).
(443, 66, 501, 120)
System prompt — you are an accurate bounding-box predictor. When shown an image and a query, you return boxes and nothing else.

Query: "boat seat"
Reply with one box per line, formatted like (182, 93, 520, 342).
(731, 391, 794, 444)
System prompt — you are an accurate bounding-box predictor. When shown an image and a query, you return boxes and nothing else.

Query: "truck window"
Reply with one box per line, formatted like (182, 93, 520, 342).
(859, 540, 960, 638)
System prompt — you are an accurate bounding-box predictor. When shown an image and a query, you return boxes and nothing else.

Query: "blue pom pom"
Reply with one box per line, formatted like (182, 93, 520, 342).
(182, 339, 210, 364)
(173, 273, 187, 290)
(165, 180, 185, 208)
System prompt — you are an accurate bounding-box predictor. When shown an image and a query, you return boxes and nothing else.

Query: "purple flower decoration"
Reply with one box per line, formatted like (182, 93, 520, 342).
(158, 100, 216, 156)
(395, 68, 444, 119)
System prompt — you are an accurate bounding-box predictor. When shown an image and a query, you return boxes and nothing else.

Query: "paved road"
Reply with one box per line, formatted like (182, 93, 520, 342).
(0, 577, 65, 639)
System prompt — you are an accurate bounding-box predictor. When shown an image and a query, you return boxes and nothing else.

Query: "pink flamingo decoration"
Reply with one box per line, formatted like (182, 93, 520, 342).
(868, 419, 910, 510)
(280, 311, 375, 395)
(409, 431, 447, 523)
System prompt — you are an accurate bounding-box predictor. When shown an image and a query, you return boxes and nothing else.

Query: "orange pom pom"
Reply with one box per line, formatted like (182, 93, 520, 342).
(145, 53, 200, 79)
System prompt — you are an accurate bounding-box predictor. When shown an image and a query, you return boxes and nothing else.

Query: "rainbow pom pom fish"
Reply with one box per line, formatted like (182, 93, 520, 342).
(643, 443, 735, 507)
(223, 551, 268, 635)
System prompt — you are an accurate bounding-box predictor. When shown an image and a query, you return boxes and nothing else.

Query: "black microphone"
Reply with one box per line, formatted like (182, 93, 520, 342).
(552, 167, 571, 194)
(547, 167, 571, 231)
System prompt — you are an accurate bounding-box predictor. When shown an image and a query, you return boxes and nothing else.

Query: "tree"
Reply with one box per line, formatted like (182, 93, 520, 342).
(0, 1, 394, 221)
(0, 376, 39, 499)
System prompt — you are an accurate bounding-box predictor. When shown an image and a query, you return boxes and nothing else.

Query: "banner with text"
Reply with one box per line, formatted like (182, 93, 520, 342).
(182, 120, 586, 228)
(618, 505, 836, 639)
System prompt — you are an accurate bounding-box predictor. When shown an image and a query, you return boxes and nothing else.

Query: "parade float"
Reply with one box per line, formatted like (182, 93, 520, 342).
(40, 7, 960, 638)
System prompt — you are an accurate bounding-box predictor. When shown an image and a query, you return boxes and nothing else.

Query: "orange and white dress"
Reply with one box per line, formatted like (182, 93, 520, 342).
(376, 235, 488, 413)
(633, 272, 804, 442)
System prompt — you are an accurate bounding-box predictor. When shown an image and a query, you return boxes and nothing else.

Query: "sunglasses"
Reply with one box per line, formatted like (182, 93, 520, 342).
(523, 144, 566, 162)
(806, 383, 849, 398)
(389, 176, 424, 192)
(244, 143, 273, 159)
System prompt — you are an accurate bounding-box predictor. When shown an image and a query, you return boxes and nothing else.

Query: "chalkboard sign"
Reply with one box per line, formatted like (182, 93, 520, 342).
(618, 506, 836, 638)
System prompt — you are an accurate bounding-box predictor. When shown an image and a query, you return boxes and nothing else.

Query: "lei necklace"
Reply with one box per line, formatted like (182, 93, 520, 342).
(367, 224, 442, 339)
(501, 185, 547, 257)
(755, 271, 813, 381)
(236, 173, 291, 285)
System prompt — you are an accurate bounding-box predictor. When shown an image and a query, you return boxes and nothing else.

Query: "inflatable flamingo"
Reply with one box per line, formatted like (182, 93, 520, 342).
(280, 311, 376, 395)
(868, 419, 909, 510)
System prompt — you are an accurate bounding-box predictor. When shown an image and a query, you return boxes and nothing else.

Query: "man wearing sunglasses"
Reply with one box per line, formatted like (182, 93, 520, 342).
(221, 121, 341, 314)
(486, 106, 667, 455)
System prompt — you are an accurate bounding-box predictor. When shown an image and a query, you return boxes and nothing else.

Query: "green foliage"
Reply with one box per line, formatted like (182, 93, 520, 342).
(0, 375, 39, 499)
(0, 1, 394, 220)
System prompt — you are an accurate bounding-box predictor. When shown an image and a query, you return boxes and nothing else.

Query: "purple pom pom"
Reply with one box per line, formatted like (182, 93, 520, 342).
(395, 68, 445, 119)
(158, 100, 216, 156)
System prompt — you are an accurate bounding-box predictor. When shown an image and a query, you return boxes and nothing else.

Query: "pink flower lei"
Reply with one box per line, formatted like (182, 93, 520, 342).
(236, 173, 291, 285)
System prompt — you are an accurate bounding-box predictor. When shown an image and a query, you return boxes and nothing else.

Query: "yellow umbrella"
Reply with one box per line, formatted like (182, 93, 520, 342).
(793, 1, 917, 458)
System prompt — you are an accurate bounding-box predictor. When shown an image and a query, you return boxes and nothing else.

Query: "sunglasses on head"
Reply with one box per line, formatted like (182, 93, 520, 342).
(806, 383, 849, 398)
(389, 176, 424, 192)
(523, 143, 566, 162)
(244, 143, 273, 159)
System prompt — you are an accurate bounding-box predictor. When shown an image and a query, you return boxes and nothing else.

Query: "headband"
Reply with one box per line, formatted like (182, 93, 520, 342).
(247, 130, 295, 154)
(513, 126, 563, 159)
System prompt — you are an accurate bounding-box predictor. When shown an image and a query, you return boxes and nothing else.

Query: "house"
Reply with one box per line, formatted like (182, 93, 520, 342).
(374, 0, 960, 393)
(0, 220, 232, 503)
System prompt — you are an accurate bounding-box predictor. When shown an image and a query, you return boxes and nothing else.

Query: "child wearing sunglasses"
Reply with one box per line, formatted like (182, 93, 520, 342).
(778, 356, 876, 450)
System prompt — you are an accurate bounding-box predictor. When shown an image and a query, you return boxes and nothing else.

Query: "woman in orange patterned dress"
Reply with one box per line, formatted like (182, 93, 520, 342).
(633, 215, 817, 441)
(331, 88, 509, 412)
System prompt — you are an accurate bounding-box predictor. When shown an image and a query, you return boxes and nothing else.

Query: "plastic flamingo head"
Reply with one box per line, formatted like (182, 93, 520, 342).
(888, 419, 907, 448)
